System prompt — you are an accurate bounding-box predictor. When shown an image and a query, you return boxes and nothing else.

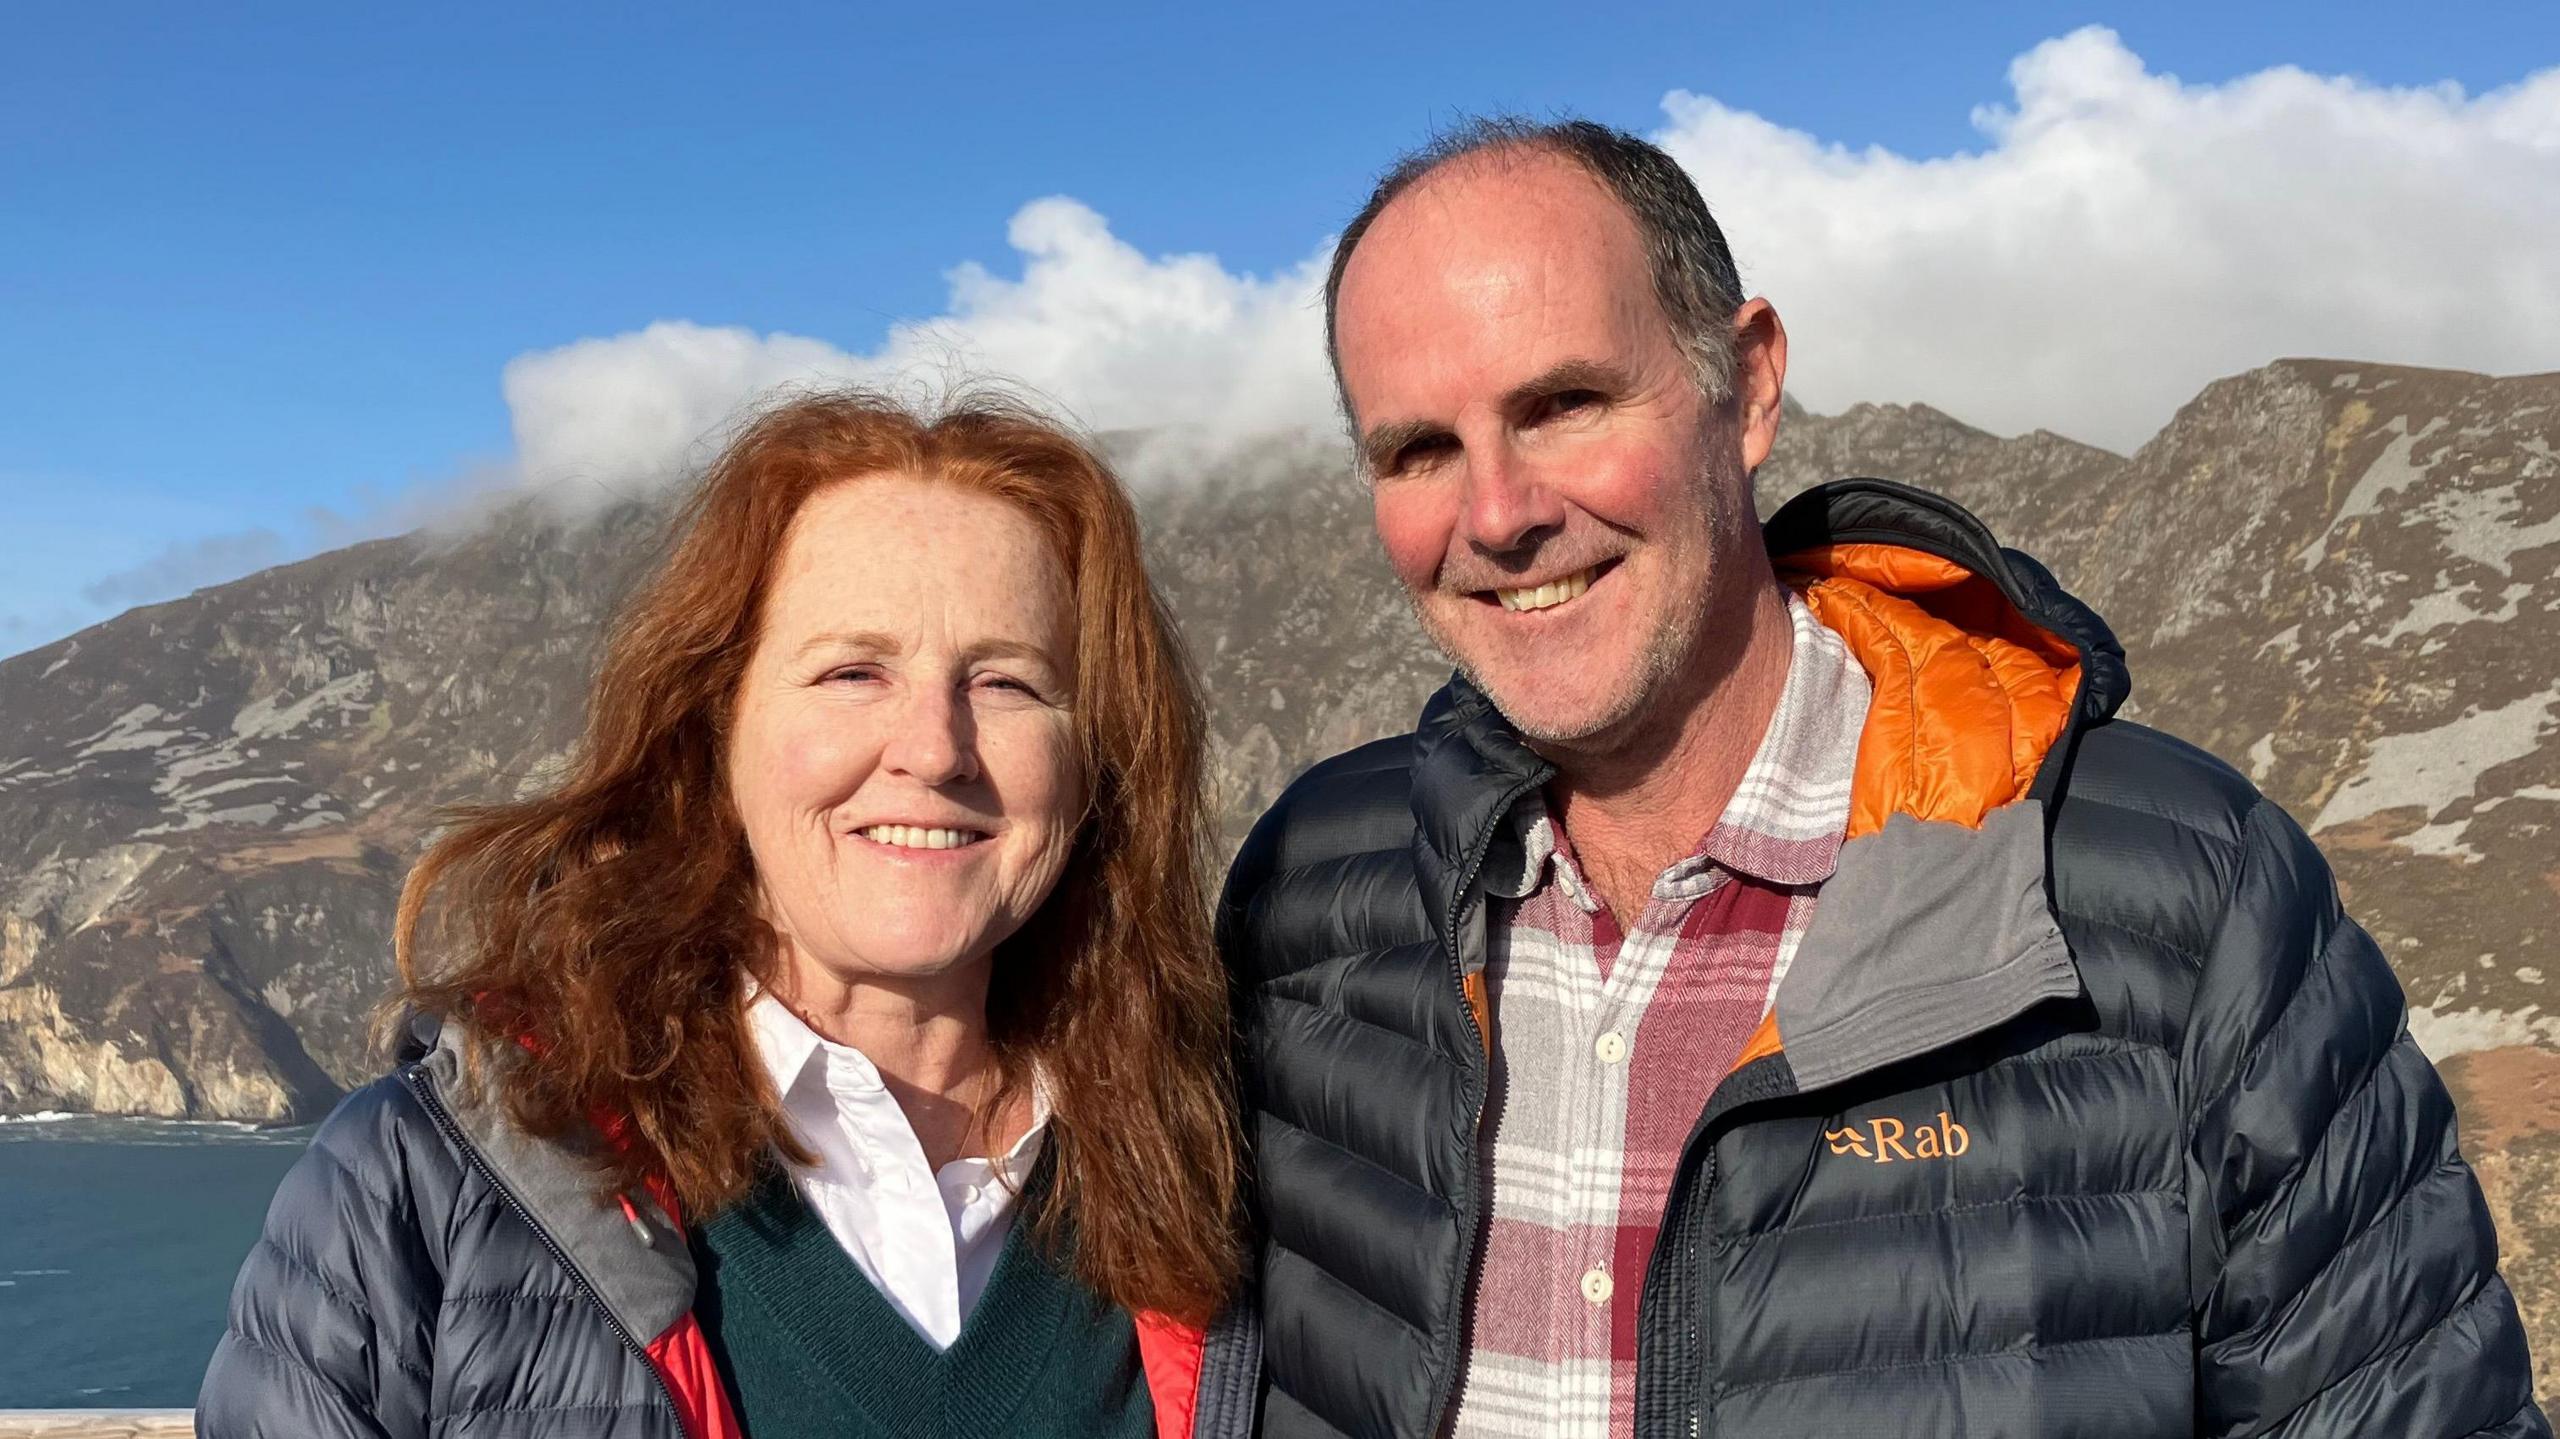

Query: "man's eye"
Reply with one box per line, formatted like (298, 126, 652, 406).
(1390, 436, 1457, 474)
(1536, 389, 1603, 421)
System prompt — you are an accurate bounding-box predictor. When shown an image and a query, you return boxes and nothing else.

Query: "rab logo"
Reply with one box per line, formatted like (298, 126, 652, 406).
(1826, 1111, 1970, 1164)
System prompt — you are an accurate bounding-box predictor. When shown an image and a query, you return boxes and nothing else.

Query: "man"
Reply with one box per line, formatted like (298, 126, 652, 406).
(1214, 118, 2547, 1438)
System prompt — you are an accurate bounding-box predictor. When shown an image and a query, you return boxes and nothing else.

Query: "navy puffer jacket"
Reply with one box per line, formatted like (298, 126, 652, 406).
(1214, 480, 2547, 1438)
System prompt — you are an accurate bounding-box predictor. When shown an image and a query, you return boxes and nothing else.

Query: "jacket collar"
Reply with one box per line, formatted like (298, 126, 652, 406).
(403, 1015, 701, 1351)
(1411, 679, 1551, 964)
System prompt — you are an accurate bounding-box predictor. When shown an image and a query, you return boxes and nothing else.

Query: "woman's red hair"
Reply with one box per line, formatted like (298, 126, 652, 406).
(396, 390, 1240, 1319)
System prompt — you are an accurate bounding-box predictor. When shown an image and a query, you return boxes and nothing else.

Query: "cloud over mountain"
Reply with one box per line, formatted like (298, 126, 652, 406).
(499, 199, 1337, 507)
(18, 27, 2554, 653)
(487, 27, 2559, 514)
(1660, 26, 2560, 449)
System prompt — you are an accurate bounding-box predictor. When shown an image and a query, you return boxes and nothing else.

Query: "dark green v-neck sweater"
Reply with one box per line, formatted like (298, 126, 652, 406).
(690, 1171, 1155, 1439)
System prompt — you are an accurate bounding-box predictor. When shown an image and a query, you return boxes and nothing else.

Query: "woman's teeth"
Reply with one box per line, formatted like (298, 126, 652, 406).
(1495, 567, 1596, 612)
(858, 825, 982, 850)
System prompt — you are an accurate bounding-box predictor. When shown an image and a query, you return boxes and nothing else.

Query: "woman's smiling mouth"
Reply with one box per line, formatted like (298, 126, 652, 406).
(853, 824, 991, 851)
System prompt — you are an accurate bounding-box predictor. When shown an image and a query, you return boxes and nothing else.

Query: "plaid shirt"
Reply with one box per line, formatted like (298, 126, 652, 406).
(1448, 594, 1869, 1437)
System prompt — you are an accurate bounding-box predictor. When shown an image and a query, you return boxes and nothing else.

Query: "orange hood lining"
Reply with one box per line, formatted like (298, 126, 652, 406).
(1780, 543, 2082, 841)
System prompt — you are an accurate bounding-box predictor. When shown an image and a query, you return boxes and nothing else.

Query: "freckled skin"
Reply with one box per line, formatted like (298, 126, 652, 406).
(725, 477, 1085, 999)
(1335, 150, 1785, 751)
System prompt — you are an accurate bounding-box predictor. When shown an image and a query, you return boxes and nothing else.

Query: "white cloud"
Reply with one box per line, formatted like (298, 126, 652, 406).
(498, 198, 1336, 505)
(1655, 27, 2560, 449)
(503, 323, 869, 500)
(883, 199, 1335, 444)
(492, 29, 2560, 505)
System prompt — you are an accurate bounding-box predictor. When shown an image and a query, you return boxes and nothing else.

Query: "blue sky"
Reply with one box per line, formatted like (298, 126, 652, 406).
(6, 2, 2559, 656)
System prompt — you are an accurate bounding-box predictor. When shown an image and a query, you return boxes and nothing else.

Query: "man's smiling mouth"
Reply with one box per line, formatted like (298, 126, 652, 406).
(1487, 560, 1613, 612)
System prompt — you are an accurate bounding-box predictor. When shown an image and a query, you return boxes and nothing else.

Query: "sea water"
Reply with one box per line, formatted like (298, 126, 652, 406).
(0, 1114, 309, 1407)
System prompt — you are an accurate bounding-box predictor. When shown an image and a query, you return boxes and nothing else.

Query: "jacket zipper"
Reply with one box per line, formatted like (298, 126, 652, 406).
(1428, 766, 1550, 1437)
(405, 1069, 688, 1433)
(1635, 1111, 1719, 1439)
(1647, 1061, 1786, 1439)
(1690, 1148, 1712, 1439)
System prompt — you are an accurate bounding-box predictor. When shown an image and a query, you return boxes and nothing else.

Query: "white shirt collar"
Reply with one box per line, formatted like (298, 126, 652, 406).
(745, 989, 1051, 1163)
(747, 987, 849, 1099)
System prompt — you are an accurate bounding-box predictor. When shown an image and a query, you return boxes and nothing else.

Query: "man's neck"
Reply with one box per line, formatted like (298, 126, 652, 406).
(1544, 580, 1795, 923)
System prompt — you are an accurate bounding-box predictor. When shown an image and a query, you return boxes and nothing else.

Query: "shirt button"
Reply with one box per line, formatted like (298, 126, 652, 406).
(1580, 1267, 1614, 1305)
(1594, 1031, 1628, 1064)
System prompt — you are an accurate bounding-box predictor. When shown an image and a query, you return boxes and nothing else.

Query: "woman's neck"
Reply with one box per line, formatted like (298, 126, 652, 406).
(769, 950, 1028, 1170)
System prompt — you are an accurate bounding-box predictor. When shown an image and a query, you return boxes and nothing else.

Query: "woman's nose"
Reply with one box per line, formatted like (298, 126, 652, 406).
(880, 685, 979, 786)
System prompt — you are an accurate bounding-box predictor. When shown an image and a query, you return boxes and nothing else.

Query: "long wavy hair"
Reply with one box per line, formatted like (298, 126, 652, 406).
(396, 390, 1241, 1319)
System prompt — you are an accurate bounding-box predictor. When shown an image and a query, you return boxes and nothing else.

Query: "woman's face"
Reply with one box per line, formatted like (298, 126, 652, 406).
(727, 475, 1085, 990)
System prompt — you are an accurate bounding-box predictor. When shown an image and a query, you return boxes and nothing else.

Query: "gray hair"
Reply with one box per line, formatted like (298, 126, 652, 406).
(1322, 116, 1745, 412)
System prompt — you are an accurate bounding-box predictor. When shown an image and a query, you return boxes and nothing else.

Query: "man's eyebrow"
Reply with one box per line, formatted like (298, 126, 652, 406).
(1500, 358, 1631, 414)
(1358, 417, 1447, 475)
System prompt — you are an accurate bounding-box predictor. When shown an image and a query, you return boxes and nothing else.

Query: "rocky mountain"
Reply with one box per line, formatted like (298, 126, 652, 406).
(3, 358, 2556, 1376)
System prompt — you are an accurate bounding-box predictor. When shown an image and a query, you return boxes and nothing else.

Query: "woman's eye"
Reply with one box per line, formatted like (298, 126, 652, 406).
(821, 666, 881, 685)
(975, 674, 1036, 696)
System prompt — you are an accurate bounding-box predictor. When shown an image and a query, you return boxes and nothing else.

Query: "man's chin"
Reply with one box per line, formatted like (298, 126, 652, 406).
(1414, 608, 1650, 744)
(1465, 668, 1646, 748)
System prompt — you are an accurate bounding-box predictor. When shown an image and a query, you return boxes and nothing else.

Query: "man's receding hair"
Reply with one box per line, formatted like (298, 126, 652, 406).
(1323, 116, 1746, 412)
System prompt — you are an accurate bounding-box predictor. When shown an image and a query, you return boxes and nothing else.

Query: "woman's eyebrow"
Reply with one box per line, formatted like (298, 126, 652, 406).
(792, 630, 899, 658)
(962, 638, 1070, 677)
(792, 632, 1061, 671)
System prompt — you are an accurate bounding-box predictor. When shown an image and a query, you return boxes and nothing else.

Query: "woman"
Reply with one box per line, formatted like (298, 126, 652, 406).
(199, 392, 1248, 1438)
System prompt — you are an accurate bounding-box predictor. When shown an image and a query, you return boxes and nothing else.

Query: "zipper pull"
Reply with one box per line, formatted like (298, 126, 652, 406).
(617, 1191, 656, 1247)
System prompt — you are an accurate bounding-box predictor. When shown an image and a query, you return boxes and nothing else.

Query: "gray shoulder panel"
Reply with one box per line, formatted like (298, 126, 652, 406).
(416, 1027, 699, 1349)
(1778, 801, 2084, 1092)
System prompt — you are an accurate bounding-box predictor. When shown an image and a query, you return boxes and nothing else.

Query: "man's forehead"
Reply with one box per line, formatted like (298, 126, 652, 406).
(1337, 155, 1662, 421)
(1354, 151, 1632, 281)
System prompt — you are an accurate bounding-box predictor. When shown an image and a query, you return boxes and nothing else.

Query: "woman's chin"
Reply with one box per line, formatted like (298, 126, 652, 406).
(790, 931, 1001, 989)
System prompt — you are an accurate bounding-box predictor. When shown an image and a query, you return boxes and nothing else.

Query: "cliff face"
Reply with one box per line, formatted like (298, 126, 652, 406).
(0, 507, 668, 1114)
(3, 359, 2557, 1367)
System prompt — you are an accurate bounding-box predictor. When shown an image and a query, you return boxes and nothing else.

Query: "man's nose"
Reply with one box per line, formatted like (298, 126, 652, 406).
(1457, 443, 1567, 556)
(881, 683, 979, 787)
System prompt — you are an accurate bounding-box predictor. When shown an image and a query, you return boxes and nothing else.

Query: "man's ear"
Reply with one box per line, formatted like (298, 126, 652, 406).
(1731, 298, 1789, 475)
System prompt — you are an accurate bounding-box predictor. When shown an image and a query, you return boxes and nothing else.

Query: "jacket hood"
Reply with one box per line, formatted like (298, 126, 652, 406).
(1767, 477, 2127, 836)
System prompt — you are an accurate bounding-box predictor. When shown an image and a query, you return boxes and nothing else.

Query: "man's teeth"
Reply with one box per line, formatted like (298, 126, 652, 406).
(858, 825, 981, 850)
(1495, 567, 1596, 612)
